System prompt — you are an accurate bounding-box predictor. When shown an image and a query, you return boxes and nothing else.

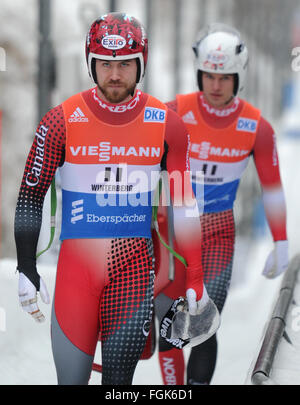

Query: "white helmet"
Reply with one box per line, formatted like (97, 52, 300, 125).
(192, 23, 248, 94)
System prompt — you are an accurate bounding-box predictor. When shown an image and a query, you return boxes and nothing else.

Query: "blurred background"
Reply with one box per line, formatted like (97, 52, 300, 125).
(1, 0, 300, 263)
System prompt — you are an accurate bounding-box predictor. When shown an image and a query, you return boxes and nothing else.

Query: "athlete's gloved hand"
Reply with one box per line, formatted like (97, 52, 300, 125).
(186, 286, 209, 315)
(18, 272, 50, 322)
(262, 240, 289, 279)
(185, 264, 207, 315)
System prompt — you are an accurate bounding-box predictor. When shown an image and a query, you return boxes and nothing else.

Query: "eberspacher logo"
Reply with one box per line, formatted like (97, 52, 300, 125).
(101, 35, 126, 50)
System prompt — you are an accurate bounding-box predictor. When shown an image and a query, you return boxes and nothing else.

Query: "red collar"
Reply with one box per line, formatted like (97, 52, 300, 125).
(81, 87, 148, 125)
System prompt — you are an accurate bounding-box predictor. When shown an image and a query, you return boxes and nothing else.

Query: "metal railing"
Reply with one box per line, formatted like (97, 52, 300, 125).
(251, 254, 300, 385)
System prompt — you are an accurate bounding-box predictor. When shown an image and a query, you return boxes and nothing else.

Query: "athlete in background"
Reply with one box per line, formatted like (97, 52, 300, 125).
(155, 23, 288, 385)
(14, 13, 210, 385)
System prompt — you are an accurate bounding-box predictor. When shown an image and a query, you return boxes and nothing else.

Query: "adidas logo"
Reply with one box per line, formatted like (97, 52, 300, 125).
(68, 107, 89, 123)
(182, 111, 198, 125)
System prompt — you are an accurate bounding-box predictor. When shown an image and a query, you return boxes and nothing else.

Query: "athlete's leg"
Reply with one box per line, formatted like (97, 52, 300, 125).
(52, 238, 156, 385)
(51, 304, 94, 385)
(186, 210, 235, 385)
(186, 334, 218, 385)
(100, 238, 155, 385)
(155, 293, 185, 385)
(156, 210, 235, 385)
(154, 219, 191, 386)
(51, 239, 107, 385)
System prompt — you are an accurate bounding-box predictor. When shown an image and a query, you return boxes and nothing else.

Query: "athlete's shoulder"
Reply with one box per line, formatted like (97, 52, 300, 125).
(239, 97, 261, 116)
(175, 92, 200, 115)
(238, 96, 274, 133)
(165, 91, 200, 113)
(36, 104, 66, 151)
(165, 99, 177, 112)
(143, 92, 168, 110)
(165, 108, 189, 147)
(253, 115, 277, 156)
(41, 91, 87, 123)
(175, 91, 199, 103)
(257, 115, 275, 135)
(39, 103, 65, 128)
(166, 107, 187, 127)
(47, 102, 64, 114)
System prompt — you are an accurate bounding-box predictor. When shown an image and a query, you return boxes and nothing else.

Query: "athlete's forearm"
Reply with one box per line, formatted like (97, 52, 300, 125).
(261, 186, 287, 241)
(172, 203, 203, 290)
(164, 108, 204, 299)
(253, 117, 287, 241)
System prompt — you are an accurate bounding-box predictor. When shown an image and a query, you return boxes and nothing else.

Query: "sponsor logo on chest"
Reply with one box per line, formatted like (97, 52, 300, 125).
(69, 141, 161, 162)
(68, 107, 89, 123)
(190, 141, 249, 159)
(236, 117, 257, 133)
(144, 107, 166, 123)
